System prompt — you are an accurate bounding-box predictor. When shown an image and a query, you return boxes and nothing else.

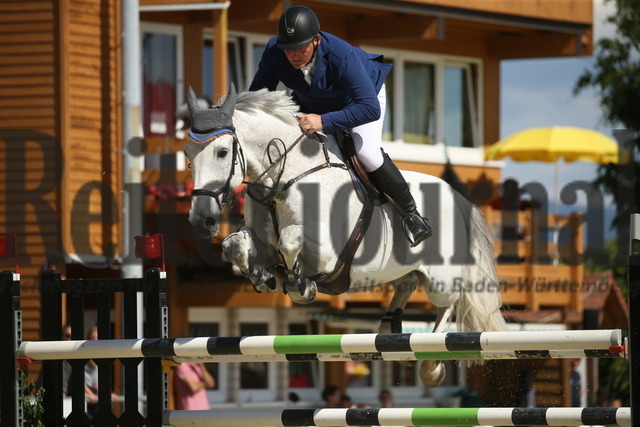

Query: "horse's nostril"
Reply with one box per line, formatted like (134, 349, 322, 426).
(205, 217, 216, 227)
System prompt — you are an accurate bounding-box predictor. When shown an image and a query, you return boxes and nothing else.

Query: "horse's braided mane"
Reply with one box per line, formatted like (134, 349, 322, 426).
(236, 89, 300, 125)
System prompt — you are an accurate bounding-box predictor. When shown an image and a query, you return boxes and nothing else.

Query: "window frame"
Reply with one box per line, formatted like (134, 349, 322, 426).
(201, 30, 271, 92)
(365, 46, 484, 166)
(202, 29, 246, 94)
(231, 31, 271, 91)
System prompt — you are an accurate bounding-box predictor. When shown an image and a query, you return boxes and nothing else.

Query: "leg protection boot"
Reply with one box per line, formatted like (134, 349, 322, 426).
(368, 154, 433, 246)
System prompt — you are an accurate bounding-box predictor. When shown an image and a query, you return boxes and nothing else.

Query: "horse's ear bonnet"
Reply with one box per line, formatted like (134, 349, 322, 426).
(187, 84, 236, 140)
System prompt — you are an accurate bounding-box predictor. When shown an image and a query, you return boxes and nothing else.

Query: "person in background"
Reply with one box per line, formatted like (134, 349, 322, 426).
(84, 326, 119, 417)
(84, 326, 100, 417)
(321, 384, 343, 408)
(173, 362, 215, 410)
(60, 324, 72, 396)
(378, 389, 395, 408)
(340, 394, 354, 408)
(36, 324, 73, 397)
(569, 358, 582, 407)
(378, 389, 404, 427)
(249, 5, 433, 247)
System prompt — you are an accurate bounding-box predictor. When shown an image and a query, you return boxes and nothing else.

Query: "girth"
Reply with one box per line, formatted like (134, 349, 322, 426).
(309, 132, 382, 295)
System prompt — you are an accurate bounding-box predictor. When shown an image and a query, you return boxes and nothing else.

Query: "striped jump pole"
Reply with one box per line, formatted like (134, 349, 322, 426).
(18, 329, 625, 360)
(171, 348, 625, 364)
(162, 407, 631, 427)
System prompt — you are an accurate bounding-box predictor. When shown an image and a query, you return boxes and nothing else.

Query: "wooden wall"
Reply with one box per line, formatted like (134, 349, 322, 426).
(60, 0, 121, 261)
(0, 1, 61, 341)
(0, 0, 121, 344)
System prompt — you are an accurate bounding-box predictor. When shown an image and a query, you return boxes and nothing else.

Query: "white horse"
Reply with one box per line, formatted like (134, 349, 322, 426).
(184, 86, 506, 385)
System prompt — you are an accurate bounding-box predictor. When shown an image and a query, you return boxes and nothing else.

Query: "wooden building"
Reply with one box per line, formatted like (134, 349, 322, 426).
(1, 0, 611, 410)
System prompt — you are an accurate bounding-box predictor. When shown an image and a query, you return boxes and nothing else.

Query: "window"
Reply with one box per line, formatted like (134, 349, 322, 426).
(202, 31, 270, 96)
(251, 43, 267, 84)
(377, 48, 481, 150)
(202, 37, 245, 99)
(444, 64, 477, 147)
(403, 61, 436, 144)
(141, 23, 184, 137)
(202, 31, 285, 97)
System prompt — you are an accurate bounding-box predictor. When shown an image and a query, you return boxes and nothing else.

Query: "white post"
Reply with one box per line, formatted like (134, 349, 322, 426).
(122, 0, 145, 414)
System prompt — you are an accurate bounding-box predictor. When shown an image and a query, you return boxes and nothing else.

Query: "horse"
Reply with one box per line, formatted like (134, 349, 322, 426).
(184, 85, 506, 386)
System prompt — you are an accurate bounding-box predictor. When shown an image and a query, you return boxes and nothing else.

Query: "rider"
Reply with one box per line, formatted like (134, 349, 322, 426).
(249, 5, 433, 246)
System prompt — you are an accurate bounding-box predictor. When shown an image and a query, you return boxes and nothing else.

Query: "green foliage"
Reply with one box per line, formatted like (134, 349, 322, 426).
(574, 0, 639, 278)
(599, 357, 630, 406)
(574, 0, 637, 406)
(21, 369, 45, 427)
(574, 0, 640, 130)
(585, 238, 629, 295)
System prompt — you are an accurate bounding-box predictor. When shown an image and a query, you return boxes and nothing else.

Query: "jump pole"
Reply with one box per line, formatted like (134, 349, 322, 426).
(18, 329, 625, 361)
(162, 407, 631, 427)
(169, 348, 624, 363)
(629, 213, 640, 427)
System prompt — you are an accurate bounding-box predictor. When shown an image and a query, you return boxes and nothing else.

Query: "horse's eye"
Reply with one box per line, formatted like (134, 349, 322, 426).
(218, 148, 229, 159)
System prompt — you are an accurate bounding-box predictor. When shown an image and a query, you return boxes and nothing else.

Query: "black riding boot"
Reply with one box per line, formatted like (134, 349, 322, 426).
(369, 154, 433, 246)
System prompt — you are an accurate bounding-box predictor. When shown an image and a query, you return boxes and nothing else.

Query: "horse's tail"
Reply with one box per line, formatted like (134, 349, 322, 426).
(456, 204, 507, 332)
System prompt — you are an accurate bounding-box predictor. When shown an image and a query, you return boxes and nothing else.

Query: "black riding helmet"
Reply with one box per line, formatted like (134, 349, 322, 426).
(276, 5, 320, 50)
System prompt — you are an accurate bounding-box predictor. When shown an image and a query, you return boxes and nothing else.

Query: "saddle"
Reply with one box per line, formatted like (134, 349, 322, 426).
(337, 131, 382, 204)
(311, 132, 384, 295)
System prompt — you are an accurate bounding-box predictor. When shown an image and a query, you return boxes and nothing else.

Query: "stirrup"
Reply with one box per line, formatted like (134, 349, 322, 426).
(402, 212, 433, 247)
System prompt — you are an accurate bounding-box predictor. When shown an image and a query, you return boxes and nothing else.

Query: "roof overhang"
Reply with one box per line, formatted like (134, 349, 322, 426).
(315, 0, 590, 35)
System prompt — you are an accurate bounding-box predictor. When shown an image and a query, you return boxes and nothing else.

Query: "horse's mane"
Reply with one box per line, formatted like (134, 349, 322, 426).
(235, 89, 300, 126)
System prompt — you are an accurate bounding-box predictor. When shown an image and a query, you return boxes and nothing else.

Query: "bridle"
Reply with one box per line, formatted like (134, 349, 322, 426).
(187, 128, 246, 211)
(188, 126, 347, 236)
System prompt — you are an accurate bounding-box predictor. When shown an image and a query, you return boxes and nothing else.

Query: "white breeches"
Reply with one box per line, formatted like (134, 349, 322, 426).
(351, 84, 386, 172)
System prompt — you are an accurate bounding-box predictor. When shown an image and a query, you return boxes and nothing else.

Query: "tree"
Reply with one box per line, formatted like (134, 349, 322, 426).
(21, 369, 45, 427)
(574, 0, 639, 272)
(574, 0, 639, 406)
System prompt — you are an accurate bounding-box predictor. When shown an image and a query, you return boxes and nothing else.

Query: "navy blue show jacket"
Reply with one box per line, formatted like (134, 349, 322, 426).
(249, 31, 392, 134)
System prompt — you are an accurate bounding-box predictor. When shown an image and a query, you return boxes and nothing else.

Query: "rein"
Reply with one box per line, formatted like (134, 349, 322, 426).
(189, 123, 375, 296)
(245, 132, 347, 209)
(242, 131, 347, 241)
(188, 128, 246, 210)
(189, 127, 347, 241)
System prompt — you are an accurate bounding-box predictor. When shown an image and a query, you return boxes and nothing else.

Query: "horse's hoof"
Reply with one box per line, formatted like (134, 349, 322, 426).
(253, 277, 277, 293)
(247, 265, 277, 293)
(286, 279, 317, 305)
(419, 360, 446, 387)
(379, 309, 404, 334)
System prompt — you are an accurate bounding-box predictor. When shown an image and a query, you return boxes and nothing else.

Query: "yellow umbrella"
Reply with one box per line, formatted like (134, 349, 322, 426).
(484, 126, 629, 164)
(484, 126, 629, 262)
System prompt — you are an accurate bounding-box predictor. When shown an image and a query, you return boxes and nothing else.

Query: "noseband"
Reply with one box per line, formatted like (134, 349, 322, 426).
(188, 128, 245, 210)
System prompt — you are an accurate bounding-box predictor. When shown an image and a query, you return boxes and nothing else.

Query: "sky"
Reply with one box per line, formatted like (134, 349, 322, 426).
(499, 0, 618, 222)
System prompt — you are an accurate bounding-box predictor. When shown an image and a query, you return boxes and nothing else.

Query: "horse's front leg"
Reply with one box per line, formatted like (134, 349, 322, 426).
(222, 228, 283, 293)
(279, 224, 317, 304)
(378, 272, 419, 334)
